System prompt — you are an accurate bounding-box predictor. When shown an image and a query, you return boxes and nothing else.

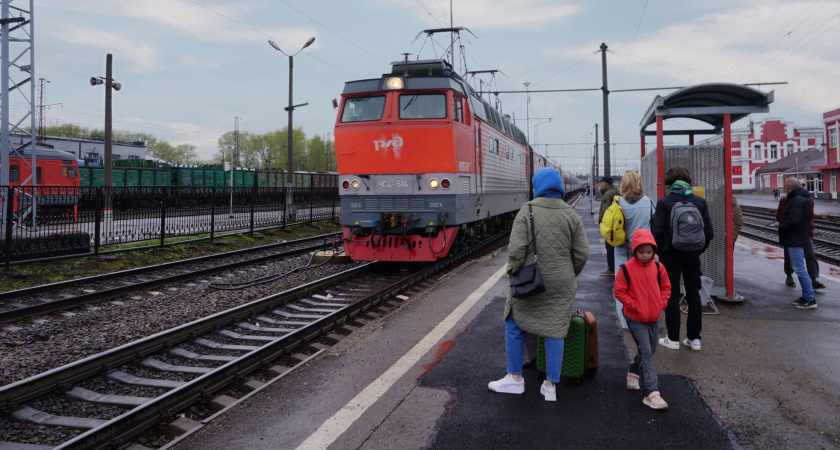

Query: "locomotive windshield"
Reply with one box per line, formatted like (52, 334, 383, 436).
(341, 96, 386, 122)
(399, 93, 446, 119)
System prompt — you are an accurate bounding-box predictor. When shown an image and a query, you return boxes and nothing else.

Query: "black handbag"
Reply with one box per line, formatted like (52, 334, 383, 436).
(510, 204, 546, 298)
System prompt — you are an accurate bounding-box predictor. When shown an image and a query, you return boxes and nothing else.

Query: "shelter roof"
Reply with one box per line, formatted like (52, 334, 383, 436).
(640, 83, 774, 136)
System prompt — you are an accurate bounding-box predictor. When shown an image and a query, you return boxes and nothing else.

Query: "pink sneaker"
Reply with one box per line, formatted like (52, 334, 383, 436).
(626, 372, 640, 390)
(643, 391, 668, 410)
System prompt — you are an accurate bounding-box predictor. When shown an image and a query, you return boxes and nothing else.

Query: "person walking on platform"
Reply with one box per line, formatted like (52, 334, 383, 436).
(778, 177, 818, 309)
(776, 183, 825, 290)
(651, 166, 714, 352)
(598, 176, 619, 276)
(614, 171, 656, 268)
(489, 168, 589, 402)
(614, 229, 672, 410)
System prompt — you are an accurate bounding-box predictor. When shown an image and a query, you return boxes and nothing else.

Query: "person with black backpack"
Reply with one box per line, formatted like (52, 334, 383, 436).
(651, 166, 714, 352)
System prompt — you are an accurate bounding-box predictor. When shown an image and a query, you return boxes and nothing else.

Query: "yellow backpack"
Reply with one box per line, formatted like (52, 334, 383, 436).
(599, 195, 626, 246)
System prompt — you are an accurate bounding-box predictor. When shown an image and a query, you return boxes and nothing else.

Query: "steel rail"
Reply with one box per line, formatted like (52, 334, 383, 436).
(1, 229, 508, 449)
(740, 223, 840, 266)
(0, 234, 341, 323)
(0, 232, 342, 301)
(0, 263, 373, 409)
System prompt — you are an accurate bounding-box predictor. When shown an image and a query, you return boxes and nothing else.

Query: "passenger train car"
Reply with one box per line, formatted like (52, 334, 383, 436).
(3, 146, 81, 222)
(334, 58, 581, 261)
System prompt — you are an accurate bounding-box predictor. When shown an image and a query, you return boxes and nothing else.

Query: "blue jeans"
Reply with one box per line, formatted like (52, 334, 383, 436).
(505, 313, 564, 383)
(789, 246, 815, 301)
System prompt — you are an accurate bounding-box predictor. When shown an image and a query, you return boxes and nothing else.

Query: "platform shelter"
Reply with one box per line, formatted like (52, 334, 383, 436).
(639, 83, 773, 300)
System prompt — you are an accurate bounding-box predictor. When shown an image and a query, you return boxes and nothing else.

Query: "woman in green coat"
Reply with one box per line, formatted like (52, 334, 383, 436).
(488, 168, 589, 401)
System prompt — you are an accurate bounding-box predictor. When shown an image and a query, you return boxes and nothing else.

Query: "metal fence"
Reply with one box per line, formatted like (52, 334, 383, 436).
(1, 185, 339, 266)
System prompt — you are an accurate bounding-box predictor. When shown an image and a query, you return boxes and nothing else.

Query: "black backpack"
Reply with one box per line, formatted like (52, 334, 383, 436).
(669, 198, 705, 252)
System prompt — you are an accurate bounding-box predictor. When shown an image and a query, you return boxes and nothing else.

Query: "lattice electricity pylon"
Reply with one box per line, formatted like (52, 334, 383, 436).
(0, 0, 38, 229)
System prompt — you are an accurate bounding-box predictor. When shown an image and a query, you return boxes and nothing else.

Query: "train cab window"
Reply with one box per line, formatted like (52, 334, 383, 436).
(399, 93, 446, 119)
(453, 96, 464, 123)
(70, 167, 77, 177)
(62, 166, 69, 177)
(36, 167, 42, 185)
(10, 165, 19, 183)
(341, 96, 386, 122)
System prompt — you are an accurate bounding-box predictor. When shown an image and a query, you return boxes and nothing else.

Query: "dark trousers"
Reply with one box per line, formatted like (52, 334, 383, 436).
(783, 238, 819, 280)
(661, 253, 702, 341)
(605, 241, 615, 272)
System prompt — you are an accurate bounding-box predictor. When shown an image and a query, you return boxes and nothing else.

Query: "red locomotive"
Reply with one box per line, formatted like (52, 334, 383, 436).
(334, 58, 580, 261)
(4, 145, 80, 224)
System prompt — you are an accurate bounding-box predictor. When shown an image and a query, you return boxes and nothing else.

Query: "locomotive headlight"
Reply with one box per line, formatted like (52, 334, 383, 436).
(351, 179, 360, 190)
(429, 179, 439, 189)
(383, 76, 404, 90)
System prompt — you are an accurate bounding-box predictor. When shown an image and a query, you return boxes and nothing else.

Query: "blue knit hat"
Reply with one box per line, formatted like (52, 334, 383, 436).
(533, 168, 565, 199)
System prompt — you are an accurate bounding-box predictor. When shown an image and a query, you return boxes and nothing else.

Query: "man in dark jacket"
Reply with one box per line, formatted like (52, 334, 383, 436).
(778, 177, 817, 309)
(651, 166, 714, 352)
(776, 184, 824, 289)
(598, 176, 619, 276)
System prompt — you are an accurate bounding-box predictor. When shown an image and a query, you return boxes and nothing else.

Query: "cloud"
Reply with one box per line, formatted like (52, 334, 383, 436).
(60, 29, 163, 73)
(553, 1, 840, 117)
(180, 55, 226, 70)
(390, 0, 579, 31)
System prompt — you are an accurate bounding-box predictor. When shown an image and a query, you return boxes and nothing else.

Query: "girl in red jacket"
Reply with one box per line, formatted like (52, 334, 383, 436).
(614, 228, 672, 410)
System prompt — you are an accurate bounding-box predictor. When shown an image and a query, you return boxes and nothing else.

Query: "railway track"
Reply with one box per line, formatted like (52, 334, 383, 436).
(739, 214, 840, 267)
(0, 227, 509, 449)
(0, 232, 343, 324)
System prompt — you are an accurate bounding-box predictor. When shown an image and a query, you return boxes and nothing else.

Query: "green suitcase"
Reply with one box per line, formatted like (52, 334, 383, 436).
(536, 311, 597, 383)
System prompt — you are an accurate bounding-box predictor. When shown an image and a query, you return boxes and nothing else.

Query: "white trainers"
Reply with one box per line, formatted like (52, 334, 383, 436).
(683, 338, 701, 351)
(540, 380, 556, 402)
(488, 374, 524, 394)
(658, 337, 680, 350)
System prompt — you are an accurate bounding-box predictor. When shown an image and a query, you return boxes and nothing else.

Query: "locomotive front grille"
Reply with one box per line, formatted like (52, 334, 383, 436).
(360, 197, 430, 211)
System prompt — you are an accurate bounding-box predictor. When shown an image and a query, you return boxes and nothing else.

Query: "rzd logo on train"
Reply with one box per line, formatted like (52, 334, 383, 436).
(373, 134, 404, 156)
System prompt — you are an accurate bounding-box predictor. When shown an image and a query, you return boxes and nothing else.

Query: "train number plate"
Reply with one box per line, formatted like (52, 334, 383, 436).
(374, 175, 413, 194)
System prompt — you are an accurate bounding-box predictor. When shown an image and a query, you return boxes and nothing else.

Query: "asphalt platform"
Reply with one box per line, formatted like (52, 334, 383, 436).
(175, 194, 839, 449)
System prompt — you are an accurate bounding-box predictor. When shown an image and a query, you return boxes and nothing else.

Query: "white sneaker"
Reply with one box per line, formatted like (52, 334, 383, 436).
(488, 374, 524, 394)
(540, 380, 556, 402)
(658, 337, 680, 350)
(683, 338, 701, 351)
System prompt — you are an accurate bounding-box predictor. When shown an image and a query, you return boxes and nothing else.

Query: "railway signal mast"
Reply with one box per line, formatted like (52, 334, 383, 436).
(1, 0, 37, 233)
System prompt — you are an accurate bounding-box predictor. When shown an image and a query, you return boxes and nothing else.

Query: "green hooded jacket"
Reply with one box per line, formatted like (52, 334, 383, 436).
(505, 197, 589, 339)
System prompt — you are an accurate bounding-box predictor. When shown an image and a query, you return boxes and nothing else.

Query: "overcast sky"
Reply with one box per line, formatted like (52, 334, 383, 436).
(16, 0, 840, 174)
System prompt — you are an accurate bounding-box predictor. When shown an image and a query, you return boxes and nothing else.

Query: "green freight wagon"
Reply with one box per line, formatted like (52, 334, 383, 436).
(91, 167, 105, 186)
(140, 168, 155, 186)
(172, 168, 193, 186)
(79, 166, 92, 187)
(112, 168, 126, 187)
(203, 169, 216, 187)
(191, 168, 204, 186)
(125, 169, 140, 186)
(155, 168, 171, 186)
(243, 170, 255, 187)
(215, 169, 227, 187)
(233, 170, 244, 187)
(257, 171, 269, 187)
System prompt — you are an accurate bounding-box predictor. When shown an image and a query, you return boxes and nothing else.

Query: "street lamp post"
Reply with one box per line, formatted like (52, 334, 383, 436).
(90, 54, 121, 244)
(268, 37, 315, 221)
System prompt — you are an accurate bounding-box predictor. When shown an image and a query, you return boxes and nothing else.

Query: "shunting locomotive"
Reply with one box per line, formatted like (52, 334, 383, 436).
(334, 57, 579, 261)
